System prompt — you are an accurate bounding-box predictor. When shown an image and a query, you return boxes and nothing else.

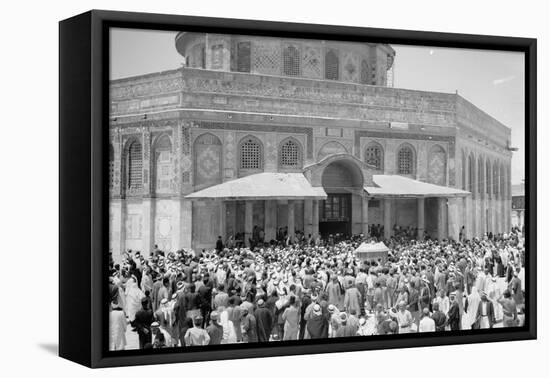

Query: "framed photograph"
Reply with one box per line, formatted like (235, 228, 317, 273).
(59, 10, 536, 368)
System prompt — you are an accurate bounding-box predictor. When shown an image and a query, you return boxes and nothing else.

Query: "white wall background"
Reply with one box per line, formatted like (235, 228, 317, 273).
(0, 0, 546, 375)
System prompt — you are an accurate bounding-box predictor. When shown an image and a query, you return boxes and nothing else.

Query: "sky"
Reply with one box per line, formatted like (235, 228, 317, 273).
(110, 28, 525, 184)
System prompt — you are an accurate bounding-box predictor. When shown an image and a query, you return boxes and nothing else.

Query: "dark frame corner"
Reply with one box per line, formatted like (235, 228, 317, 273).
(59, 9, 537, 368)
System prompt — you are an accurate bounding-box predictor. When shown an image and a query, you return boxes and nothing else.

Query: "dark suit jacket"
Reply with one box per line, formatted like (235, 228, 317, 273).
(474, 300, 496, 328)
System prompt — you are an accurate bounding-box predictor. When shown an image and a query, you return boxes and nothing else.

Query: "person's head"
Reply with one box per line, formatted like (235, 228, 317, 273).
(141, 297, 149, 310)
(398, 300, 406, 312)
(432, 302, 440, 312)
(503, 289, 511, 299)
(422, 307, 430, 318)
(193, 315, 203, 327)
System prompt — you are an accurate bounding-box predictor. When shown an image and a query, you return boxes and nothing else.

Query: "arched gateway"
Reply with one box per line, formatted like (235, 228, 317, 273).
(304, 153, 372, 238)
(319, 159, 364, 237)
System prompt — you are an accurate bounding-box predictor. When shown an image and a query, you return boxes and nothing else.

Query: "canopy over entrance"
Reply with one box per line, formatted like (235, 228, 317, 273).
(185, 172, 327, 200)
(365, 175, 470, 198)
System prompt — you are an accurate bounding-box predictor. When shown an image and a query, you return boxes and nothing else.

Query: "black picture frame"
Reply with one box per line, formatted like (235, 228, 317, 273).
(59, 9, 537, 368)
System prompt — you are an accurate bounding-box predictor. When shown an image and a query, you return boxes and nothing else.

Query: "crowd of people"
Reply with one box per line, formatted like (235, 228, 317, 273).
(108, 226, 526, 351)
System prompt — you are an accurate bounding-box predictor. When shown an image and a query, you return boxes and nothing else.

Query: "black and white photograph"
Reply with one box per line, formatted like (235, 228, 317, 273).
(107, 27, 528, 352)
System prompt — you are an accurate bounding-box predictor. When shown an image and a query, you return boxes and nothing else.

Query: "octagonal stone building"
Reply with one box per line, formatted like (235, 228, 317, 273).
(108, 32, 513, 262)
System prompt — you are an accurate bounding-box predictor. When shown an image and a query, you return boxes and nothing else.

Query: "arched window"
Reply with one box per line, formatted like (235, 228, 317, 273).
(397, 145, 414, 175)
(127, 140, 142, 190)
(325, 49, 339, 80)
(279, 138, 302, 169)
(283, 45, 300, 76)
(154, 135, 172, 194)
(365, 142, 383, 170)
(360, 59, 370, 84)
(485, 159, 491, 196)
(239, 136, 263, 170)
(478, 157, 484, 196)
(468, 154, 476, 197)
(109, 144, 114, 189)
(194, 133, 222, 188)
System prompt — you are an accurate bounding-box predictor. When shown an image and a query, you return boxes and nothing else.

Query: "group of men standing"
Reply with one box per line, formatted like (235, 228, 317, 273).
(109, 229, 525, 350)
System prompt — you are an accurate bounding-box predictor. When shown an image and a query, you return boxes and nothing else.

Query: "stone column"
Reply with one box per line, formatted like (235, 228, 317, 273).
(447, 197, 460, 241)
(362, 196, 369, 237)
(304, 199, 313, 238)
(264, 200, 277, 242)
(417, 197, 425, 240)
(245, 201, 253, 247)
(383, 198, 392, 239)
(288, 200, 295, 243)
(437, 197, 447, 241)
(219, 200, 226, 241)
(312, 199, 319, 237)
(141, 198, 155, 254)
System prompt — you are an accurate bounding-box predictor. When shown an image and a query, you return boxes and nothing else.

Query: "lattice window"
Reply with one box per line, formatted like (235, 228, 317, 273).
(236, 42, 251, 72)
(279, 139, 301, 168)
(360, 59, 370, 84)
(397, 146, 413, 175)
(127, 141, 142, 189)
(365, 143, 383, 170)
(240, 137, 262, 170)
(254, 43, 281, 75)
(109, 144, 115, 189)
(325, 49, 339, 80)
(283, 45, 300, 76)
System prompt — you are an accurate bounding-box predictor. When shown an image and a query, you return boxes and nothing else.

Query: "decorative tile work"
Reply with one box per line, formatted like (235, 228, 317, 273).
(354, 130, 455, 158)
(317, 141, 348, 161)
(110, 76, 183, 100)
(196, 121, 313, 158)
(253, 40, 281, 75)
(342, 51, 359, 82)
(428, 146, 447, 185)
(301, 46, 322, 79)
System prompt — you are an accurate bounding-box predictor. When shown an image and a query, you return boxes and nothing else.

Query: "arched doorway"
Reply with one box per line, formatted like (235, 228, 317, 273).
(319, 159, 364, 238)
